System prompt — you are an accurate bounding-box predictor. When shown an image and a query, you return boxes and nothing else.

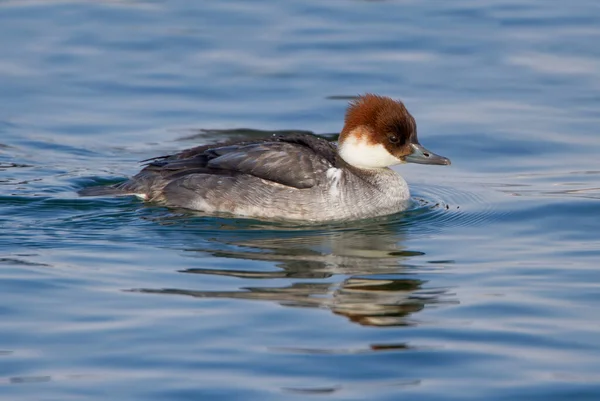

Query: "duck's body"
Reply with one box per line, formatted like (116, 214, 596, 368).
(80, 95, 450, 222)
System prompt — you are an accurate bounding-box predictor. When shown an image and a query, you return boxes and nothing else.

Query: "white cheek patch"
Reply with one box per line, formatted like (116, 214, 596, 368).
(338, 134, 403, 169)
(134, 193, 148, 200)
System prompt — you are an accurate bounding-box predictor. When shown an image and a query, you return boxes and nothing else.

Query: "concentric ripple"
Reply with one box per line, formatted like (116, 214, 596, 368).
(402, 182, 505, 234)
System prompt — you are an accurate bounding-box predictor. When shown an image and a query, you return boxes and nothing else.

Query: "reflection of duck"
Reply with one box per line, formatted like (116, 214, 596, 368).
(131, 225, 455, 327)
(81, 94, 449, 222)
(135, 276, 449, 327)
(180, 226, 424, 278)
(331, 277, 448, 327)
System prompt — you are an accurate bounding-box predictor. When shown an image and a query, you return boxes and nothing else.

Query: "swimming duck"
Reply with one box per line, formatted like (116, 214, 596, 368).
(80, 94, 450, 222)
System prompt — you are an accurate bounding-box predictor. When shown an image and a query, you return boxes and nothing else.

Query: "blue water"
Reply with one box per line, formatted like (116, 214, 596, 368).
(2, 1, 600, 400)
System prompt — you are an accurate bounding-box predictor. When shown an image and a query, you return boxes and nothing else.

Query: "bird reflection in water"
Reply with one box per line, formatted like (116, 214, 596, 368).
(132, 218, 455, 327)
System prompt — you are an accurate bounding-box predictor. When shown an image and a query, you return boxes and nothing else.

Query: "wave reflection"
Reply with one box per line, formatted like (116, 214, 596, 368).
(131, 221, 456, 327)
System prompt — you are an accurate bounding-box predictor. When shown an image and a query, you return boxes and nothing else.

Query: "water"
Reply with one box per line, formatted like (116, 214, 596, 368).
(1, 1, 600, 399)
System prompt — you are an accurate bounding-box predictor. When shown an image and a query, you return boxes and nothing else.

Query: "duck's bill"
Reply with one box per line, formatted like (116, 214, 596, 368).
(404, 143, 451, 165)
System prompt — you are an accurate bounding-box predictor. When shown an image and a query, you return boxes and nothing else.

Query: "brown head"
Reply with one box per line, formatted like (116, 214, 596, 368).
(338, 94, 450, 169)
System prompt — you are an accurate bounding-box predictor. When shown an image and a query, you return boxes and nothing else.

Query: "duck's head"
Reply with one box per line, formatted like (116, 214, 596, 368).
(338, 94, 450, 169)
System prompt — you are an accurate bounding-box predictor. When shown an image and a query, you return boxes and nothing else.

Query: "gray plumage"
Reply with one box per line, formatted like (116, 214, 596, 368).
(80, 133, 410, 222)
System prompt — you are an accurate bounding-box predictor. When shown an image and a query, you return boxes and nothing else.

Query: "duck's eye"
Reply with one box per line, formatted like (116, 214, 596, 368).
(388, 134, 400, 144)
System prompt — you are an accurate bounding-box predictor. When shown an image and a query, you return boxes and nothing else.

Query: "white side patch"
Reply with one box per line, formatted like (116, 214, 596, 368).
(134, 193, 148, 200)
(326, 167, 342, 181)
(326, 167, 342, 197)
(338, 133, 403, 169)
(190, 198, 216, 213)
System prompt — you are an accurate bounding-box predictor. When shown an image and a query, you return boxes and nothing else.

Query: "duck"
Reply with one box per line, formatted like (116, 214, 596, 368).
(80, 94, 450, 222)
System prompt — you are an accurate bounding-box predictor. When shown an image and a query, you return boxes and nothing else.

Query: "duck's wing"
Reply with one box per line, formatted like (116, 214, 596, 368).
(144, 134, 338, 189)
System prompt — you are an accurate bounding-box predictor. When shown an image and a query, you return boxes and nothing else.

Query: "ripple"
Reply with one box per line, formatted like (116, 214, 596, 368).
(395, 183, 504, 234)
(0, 258, 50, 267)
(491, 170, 600, 200)
(3, 376, 52, 385)
(0, 162, 33, 170)
(282, 378, 420, 395)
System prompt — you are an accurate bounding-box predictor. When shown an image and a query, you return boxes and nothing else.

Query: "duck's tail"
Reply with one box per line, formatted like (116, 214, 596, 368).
(78, 171, 166, 200)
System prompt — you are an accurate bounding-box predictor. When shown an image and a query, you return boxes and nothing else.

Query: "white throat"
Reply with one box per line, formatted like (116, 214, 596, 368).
(338, 128, 403, 169)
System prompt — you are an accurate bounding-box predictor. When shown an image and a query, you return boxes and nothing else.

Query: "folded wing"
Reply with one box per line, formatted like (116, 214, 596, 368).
(144, 134, 337, 189)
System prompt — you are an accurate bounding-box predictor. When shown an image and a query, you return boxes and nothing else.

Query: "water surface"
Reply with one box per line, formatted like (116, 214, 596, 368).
(1, 1, 600, 400)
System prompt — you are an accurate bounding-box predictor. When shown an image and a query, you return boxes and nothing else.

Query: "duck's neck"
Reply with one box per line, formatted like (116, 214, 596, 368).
(331, 156, 410, 217)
